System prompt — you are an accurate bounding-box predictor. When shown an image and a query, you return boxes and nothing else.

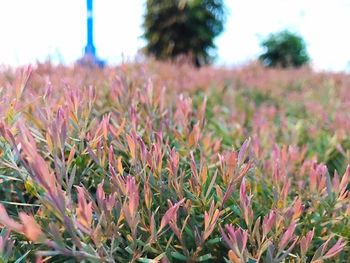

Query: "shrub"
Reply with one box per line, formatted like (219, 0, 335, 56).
(259, 30, 310, 68)
(0, 62, 349, 262)
(143, 0, 226, 66)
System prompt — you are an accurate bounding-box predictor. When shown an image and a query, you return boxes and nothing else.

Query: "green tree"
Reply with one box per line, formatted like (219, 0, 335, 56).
(143, 0, 226, 66)
(259, 30, 310, 68)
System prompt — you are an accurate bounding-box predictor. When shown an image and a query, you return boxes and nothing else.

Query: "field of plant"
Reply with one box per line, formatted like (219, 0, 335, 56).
(0, 61, 350, 262)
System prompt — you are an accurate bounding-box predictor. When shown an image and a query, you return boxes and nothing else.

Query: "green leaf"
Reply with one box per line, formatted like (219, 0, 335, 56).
(138, 253, 166, 263)
(137, 258, 155, 263)
(14, 250, 31, 263)
(196, 253, 214, 262)
(206, 237, 221, 245)
(171, 251, 187, 261)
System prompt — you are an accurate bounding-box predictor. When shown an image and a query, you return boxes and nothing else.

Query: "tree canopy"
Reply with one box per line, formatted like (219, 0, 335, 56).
(259, 30, 310, 68)
(143, 0, 226, 66)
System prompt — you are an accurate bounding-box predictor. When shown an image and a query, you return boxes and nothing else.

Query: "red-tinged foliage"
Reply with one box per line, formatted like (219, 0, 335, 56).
(0, 60, 349, 262)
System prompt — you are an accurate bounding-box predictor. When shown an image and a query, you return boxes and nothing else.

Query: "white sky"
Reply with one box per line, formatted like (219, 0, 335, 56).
(0, 0, 350, 72)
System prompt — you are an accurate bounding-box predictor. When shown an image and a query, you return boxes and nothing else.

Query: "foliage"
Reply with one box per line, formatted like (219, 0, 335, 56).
(0, 61, 349, 262)
(143, 0, 226, 66)
(259, 30, 310, 68)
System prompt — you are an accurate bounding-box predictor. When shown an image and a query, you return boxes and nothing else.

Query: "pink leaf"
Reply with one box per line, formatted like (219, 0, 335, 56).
(159, 198, 185, 233)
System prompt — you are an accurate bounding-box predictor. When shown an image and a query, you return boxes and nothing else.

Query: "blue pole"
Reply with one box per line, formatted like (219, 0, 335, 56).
(79, 0, 104, 67)
(85, 0, 96, 56)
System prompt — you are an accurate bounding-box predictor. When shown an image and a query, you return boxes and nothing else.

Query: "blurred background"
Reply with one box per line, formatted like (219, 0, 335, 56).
(0, 0, 350, 72)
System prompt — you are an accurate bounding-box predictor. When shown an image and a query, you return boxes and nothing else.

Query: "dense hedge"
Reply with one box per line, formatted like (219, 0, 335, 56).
(0, 61, 349, 262)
